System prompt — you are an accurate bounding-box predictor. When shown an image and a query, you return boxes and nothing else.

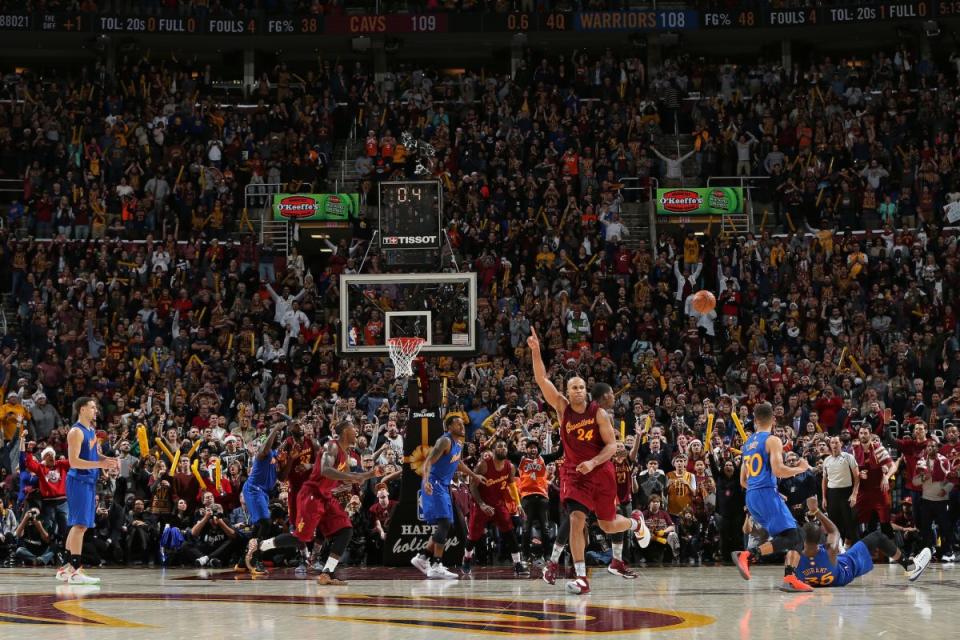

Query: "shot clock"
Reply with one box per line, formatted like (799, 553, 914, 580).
(378, 180, 442, 251)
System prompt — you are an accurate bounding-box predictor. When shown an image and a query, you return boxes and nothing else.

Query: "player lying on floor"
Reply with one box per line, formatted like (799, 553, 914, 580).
(797, 495, 931, 587)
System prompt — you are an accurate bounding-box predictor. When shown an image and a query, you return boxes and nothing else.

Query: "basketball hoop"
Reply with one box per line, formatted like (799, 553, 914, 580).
(387, 337, 426, 379)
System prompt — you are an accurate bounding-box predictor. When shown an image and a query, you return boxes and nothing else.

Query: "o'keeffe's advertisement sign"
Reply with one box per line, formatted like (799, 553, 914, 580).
(272, 193, 359, 221)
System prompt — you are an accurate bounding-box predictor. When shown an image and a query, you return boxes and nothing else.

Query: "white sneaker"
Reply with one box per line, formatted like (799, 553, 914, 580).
(631, 510, 652, 549)
(56, 565, 73, 582)
(908, 548, 933, 582)
(410, 554, 430, 575)
(941, 553, 956, 563)
(565, 577, 590, 595)
(426, 563, 458, 580)
(68, 569, 101, 585)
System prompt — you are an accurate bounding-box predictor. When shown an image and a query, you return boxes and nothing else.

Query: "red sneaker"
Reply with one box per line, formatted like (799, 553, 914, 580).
(607, 559, 638, 579)
(542, 560, 558, 585)
(779, 574, 814, 593)
(732, 551, 751, 581)
(565, 577, 590, 595)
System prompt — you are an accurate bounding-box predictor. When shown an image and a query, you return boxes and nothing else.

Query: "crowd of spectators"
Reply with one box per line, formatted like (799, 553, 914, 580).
(1, 37, 959, 571)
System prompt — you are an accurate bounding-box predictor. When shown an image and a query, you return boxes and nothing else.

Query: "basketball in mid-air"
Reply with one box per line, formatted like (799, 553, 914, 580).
(691, 290, 716, 314)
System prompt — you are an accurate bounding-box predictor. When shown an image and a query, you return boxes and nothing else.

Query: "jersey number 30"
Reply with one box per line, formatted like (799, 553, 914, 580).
(744, 453, 764, 477)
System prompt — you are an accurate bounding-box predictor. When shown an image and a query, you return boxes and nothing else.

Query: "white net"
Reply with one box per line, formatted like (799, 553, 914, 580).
(387, 337, 425, 379)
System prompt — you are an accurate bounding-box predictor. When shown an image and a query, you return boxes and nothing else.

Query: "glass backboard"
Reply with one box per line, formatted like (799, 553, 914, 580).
(339, 273, 477, 356)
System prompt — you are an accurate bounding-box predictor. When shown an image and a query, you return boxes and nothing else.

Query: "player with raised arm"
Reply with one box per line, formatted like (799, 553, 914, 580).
(528, 328, 649, 595)
(292, 420, 381, 585)
(540, 384, 650, 581)
(412, 415, 483, 579)
(241, 423, 285, 574)
(58, 397, 120, 585)
(797, 495, 931, 587)
(732, 402, 814, 592)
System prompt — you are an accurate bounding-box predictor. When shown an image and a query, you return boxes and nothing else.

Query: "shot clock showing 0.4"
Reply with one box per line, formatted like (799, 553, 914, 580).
(378, 180, 443, 250)
(395, 185, 425, 203)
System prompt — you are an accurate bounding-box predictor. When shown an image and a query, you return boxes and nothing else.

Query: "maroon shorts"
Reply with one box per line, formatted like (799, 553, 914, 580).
(560, 461, 618, 522)
(467, 503, 513, 542)
(293, 483, 352, 543)
(856, 490, 891, 524)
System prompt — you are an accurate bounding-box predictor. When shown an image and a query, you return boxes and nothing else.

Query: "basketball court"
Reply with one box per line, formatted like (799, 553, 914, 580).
(1, 563, 954, 637)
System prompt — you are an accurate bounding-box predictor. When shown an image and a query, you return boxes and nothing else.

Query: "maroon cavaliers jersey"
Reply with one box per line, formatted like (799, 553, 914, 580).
(853, 441, 890, 494)
(478, 459, 513, 507)
(560, 401, 605, 467)
(282, 436, 317, 486)
(614, 457, 633, 504)
(303, 442, 348, 496)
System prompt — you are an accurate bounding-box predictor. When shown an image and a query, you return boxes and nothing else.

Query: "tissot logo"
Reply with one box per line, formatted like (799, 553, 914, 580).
(659, 190, 703, 213)
(383, 235, 438, 245)
(276, 195, 316, 218)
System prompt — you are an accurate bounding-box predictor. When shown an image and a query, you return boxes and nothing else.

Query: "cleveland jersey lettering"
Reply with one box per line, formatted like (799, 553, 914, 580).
(478, 459, 513, 506)
(560, 401, 604, 466)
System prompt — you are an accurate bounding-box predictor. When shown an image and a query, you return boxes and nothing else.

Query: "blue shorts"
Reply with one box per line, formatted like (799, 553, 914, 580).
(835, 541, 874, 586)
(746, 487, 796, 537)
(66, 476, 96, 528)
(419, 481, 453, 524)
(243, 484, 271, 525)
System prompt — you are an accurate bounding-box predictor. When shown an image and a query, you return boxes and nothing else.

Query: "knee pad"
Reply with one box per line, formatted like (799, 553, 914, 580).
(432, 519, 451, 545)
(771, 527, 802, 554)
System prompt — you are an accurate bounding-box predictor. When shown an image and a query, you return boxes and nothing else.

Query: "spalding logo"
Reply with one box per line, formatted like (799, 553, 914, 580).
(276, 195, 316, 218)
(659, 190, 703, 213)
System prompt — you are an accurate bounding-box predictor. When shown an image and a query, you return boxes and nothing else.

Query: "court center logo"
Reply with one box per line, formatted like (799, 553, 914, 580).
(1, 592, 714, 634)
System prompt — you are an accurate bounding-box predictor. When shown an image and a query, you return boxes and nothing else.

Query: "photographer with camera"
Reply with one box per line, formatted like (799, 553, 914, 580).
(13, 506, 54, 566)
(184, 491, 238, 568)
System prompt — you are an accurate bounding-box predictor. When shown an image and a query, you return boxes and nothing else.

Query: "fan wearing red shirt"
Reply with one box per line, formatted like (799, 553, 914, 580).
(365, 132, 379, 157)
(528, 328, 649, 595)
(897, 423, 935, 509)
(20, 439, 70, 536)
(852, 426, 896, 532)
(815, 387, 843, 434)
(939, 425, 960, 469)
(363, 311, 384, 346)
(368, 486, 397, 544)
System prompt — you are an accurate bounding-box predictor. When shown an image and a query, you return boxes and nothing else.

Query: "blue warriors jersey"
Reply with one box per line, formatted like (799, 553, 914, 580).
(66, 422, 100, 483)
(428, 433, 462, 487)
(797, 541, 874, 588)
(743, 431, 776, 490)
(419, 433, 462, 524)
(247, 449, 279, 492)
